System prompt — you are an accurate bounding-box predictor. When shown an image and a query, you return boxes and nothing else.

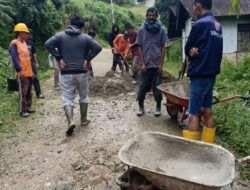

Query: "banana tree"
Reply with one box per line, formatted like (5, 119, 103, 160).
(230, 0, 240, 16)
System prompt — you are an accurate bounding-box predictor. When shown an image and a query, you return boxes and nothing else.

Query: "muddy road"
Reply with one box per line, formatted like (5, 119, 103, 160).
(0, 48, 180, 190)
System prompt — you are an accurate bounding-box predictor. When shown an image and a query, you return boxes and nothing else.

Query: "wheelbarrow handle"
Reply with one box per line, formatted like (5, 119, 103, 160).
(237, 156, 250, 163)
(213, 94, 250, 105)
(213, 95, 242, 105)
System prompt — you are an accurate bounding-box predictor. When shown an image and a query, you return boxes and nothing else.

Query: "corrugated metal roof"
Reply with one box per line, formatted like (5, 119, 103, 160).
(181, 0, 250, 18)
(170, 4, 178, 16)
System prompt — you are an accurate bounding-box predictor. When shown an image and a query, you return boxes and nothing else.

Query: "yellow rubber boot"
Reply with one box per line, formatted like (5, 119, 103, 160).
(202, 126, 216, 144)
(182, 130, 199, 141)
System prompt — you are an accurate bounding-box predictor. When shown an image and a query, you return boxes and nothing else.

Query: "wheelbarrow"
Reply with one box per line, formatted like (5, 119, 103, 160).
(157, 81, 250, 125)
(118, 132, 235, 190)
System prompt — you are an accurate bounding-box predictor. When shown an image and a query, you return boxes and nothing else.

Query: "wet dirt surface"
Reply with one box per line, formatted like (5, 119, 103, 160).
(0, 48, 180, 190)
(0, 49, 248, 190)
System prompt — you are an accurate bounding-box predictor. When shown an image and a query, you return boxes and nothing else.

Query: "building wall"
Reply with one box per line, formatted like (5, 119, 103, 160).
(182, 18, 192, 60)
(181, 17, 250, 60)
(220, 19, 238, 54)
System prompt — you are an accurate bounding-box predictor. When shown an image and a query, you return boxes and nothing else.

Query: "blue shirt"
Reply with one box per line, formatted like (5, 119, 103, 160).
(185, 12, 223, 78)
(9, 44, 22, 72)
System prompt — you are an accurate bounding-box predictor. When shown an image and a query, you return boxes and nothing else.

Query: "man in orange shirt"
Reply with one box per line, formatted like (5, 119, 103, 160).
(9, 23, 34, 117)
(112, 31, 130, 72)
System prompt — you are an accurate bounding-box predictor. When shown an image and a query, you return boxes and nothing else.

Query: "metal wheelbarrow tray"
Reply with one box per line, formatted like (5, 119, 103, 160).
(118, 132, 235, 190)
(157, 81, 249, 125)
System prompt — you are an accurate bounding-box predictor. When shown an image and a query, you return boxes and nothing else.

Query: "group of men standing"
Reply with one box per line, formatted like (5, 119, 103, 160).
(9, 0, 223, 143)
(110, 7, 168, 117)
(108, 0, 222, 144)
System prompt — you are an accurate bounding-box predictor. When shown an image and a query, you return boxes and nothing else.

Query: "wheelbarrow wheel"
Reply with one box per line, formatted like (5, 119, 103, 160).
(166, 103, 180, 119)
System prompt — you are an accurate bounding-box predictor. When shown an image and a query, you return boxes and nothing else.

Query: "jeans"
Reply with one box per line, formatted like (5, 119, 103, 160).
(188, 77, 215, 116)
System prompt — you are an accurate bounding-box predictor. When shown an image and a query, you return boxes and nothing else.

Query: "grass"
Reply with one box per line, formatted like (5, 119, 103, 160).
(214, 56, 250, 180)
(130, 4, 147, 17)
(0, 46, 51, 136)
(163, 41, 182, 77)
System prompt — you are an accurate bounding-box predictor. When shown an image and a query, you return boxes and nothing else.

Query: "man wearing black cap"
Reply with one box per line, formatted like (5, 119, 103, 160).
(27, 29, 45, 98)
(45, 16, 102, 136)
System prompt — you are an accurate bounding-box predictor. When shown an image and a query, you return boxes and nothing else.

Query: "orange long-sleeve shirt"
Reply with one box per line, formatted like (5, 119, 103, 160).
(113, 34, 130, 57)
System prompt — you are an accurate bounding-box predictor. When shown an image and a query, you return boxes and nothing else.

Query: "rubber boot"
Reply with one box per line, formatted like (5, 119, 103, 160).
(80, 103, 90, 126)
(182, 130, 199, 141)
(64, 105, 76, 136)
(154, 102, 161, 117)
(137, 101, 144, 116)
(202, 126, 216, 144)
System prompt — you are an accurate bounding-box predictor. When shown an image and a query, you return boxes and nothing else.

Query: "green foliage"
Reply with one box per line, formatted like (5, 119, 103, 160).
(230, 0, 240, 16)
(0, 0, 65, 48)
(66, 0, 144, 39)
(214, 57, 250, 180)
(0, 47, 19, 134)
(214, 56, 250, 157)
(0, 47, 13, 89)
(12, 0, 64, 43)
(168, 41, 182, 63)
(100, 0, 135, 6)
(163, 41, 182, 76)
(0, 0, 13, 27)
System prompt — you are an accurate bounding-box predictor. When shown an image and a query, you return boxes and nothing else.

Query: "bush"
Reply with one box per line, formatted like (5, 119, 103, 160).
(214, 56, 250, 157)
(66, 0, 144, 41)
(0, 47, 13, 89)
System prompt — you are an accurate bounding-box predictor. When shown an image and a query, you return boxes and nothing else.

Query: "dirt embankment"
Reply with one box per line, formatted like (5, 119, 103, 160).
(89, 71, 135, 97)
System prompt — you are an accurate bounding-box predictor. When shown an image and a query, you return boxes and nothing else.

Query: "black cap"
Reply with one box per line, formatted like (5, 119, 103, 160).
(28, 28, 33, 34)
(70, 16, 85, 29)
(124, 22, 133, 30)
(88, 29, 96, 37)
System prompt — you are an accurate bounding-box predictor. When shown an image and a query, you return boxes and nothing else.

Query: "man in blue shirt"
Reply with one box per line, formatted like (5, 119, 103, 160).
(184, 0, 223, 143)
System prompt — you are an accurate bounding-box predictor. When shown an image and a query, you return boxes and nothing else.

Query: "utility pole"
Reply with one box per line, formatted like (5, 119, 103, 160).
(111, 0, 115, 24)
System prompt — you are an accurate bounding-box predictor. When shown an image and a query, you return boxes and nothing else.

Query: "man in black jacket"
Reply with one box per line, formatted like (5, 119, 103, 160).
(45, 16, 102, 136)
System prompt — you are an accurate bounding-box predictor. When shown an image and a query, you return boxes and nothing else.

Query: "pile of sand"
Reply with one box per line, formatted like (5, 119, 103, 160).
(89, 71, 135, 96)
(89, 71, 176, 97)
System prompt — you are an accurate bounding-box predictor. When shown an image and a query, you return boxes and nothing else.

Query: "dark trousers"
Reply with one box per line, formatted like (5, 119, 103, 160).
(18, 77, 33, 112)
(33, 75, 41, 96)
(54, 69, 60, 87)
(31, 63, 41, 96)
(89, 62, 94, 77)
(137, 68, 162, 105)
(112, 54, 129, 72)
(112, 54, 122, 71)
